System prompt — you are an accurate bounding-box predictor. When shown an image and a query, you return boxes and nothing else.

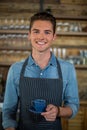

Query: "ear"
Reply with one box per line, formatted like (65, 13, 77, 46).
(53, 33, 56, 40)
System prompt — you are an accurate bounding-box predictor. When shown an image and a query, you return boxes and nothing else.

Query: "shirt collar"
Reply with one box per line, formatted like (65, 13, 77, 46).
(28, 55, 35, 66)
(27, 53, 57, 67)
(48, 53, 57, 67)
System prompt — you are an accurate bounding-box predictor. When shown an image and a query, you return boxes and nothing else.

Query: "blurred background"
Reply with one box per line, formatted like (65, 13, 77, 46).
(0, 0, 87, 130)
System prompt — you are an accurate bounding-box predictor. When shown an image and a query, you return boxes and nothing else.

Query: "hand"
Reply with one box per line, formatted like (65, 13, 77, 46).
(41, 104, 59, 121)
(5, 128, 15, 130)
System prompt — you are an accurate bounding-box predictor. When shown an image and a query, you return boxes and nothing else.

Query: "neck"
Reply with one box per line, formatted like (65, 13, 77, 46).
(32, 51, 51, 69)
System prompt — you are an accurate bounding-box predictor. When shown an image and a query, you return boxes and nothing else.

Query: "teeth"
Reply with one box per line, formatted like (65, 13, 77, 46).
(37, 42, 45, 45)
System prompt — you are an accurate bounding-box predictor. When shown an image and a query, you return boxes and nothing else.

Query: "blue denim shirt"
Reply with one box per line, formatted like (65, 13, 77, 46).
(2, 53, 79, 129)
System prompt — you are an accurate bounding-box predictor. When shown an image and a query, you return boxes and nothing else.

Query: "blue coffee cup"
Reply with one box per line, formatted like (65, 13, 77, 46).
(32, 99, 46, 112)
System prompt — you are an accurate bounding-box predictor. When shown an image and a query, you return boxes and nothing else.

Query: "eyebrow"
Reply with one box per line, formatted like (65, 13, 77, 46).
(45, 30, 52, 33)
(32, 29, 52, 32)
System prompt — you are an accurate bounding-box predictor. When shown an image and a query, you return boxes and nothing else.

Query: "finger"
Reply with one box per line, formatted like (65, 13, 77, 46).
(44, 115, 56, 121)
(41, 106, 56, 116)
(41, 110, 54, 116)
(46, 104, 54, 111)
(45, 118, 55, 121)
(42, 111, 57, 120)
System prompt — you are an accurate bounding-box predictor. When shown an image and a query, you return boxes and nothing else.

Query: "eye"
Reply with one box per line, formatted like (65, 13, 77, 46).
(45, 30, 52, 34)
(32, 29, 39, 34)
(33, 30, 39, 33)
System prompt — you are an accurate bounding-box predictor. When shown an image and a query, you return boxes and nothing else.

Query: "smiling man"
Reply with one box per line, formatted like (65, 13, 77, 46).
(2, 12, 79, 130)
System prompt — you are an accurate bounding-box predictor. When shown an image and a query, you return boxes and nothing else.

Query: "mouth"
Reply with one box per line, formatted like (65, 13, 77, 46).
(36, 41, 47, 45)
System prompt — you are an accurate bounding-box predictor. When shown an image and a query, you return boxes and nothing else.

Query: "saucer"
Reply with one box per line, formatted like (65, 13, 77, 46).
(29, 107, 42, 114)
(29, 107, 45, 121)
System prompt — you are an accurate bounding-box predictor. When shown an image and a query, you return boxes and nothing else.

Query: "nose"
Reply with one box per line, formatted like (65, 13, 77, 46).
(38, 32, 45, 40)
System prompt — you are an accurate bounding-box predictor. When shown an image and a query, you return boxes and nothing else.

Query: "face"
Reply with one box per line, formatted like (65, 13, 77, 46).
(28, 20, 56, 54)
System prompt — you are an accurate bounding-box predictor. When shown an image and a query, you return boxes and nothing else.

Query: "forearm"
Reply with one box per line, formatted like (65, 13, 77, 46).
(58, 106, 73, 118)
(2, 111, 18, 129)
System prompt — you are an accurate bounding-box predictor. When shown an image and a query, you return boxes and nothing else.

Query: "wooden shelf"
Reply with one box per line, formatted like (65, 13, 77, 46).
(0, 62, 13, 67)
(57, 32, 87, 36)
(75, 65, 87, 69)
(0, 46, 31, 51)
(0, 30, 87, 36)
(0, 29, 28, 34)
(0, 45, 87, 51)
(52, 45, 87, 49)
(80, 100, 87, 106)
(55, 15, 87, 21)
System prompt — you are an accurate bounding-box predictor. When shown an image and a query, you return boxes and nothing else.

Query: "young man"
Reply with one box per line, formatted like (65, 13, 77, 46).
(2, 12, 79, 130)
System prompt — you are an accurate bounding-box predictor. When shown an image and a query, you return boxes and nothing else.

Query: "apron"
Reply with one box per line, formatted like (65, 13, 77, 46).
(18, 57, 63, 130)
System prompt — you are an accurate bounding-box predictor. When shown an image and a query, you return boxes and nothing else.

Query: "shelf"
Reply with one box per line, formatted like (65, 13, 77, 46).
(75, 65, 87, 69)
(57, 32, 87, 36)
(52, 45, 87, 49)
(0, 45, 87, 51)
(0, 62, 13, 67)
(55, 15, 87, 21)
(0, 46, 31, 51)
(0, 30, 28, 34)
(0, 30, 87, 37)
(80, 101, 87, 106)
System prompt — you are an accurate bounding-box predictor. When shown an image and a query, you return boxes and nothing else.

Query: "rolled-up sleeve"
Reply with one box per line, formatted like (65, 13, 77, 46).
(2, 66, 18, 129)
(63, 63, 79, 118)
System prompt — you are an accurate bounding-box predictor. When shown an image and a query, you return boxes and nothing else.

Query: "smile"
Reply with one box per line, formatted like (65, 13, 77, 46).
(36, 41, 46, 45)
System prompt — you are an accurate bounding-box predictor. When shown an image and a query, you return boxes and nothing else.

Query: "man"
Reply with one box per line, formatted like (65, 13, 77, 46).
(2, 12, 79, 130)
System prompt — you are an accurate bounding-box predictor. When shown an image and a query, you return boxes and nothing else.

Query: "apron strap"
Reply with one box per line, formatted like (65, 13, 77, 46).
(56, 58, 63, 80)
(20, 57, 29, 78)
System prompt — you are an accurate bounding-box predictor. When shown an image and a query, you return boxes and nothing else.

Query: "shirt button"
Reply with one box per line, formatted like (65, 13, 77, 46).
(40, 73, 43, 75)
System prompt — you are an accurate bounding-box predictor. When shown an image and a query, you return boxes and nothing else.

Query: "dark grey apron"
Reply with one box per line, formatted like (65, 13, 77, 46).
(18, 57, 63, 130)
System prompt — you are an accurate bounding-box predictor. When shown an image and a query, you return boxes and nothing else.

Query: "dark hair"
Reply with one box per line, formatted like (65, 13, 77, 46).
(29, 12, 56, 34)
